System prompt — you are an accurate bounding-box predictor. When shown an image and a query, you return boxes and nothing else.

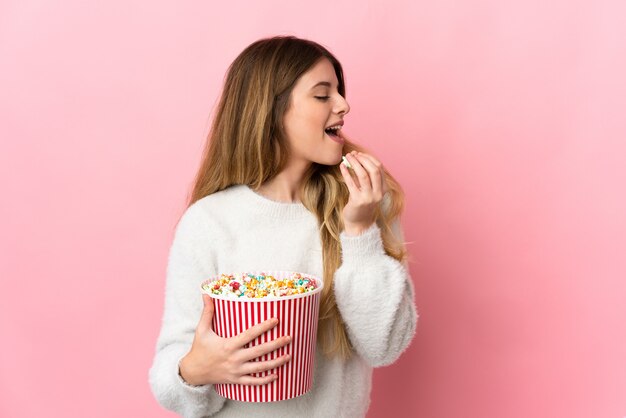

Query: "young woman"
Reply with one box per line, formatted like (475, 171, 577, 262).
(148, 35, 418, 417)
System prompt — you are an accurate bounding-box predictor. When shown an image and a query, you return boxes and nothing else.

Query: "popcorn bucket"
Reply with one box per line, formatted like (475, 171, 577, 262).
(200, 270, 323, 402)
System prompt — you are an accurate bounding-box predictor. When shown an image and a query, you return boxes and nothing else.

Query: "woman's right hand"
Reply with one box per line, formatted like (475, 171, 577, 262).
(178, 294, 292, 386)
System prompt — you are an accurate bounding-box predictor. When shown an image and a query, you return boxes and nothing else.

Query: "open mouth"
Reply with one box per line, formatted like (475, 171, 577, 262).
(324, 127, 341, 138)
(324, 128, 344, 144)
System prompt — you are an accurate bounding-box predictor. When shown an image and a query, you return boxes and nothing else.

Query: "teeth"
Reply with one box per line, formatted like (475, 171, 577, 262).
(326, 125, 341, 131)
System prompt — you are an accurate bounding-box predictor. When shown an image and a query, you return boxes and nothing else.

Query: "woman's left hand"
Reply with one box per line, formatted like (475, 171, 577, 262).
(339, 150, 389, 236)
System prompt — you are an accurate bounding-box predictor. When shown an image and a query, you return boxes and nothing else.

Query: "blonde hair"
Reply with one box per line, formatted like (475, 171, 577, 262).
(185, 35, 407, 359)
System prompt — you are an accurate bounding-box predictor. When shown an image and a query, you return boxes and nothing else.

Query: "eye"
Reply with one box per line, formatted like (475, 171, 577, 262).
(315, 96, 330, 101)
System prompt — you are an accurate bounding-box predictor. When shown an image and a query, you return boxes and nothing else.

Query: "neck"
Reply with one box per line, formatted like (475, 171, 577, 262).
(256, 159, 311, 203)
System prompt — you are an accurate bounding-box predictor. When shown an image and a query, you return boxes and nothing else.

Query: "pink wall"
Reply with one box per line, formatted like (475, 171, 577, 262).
(1, 1, 625, 417)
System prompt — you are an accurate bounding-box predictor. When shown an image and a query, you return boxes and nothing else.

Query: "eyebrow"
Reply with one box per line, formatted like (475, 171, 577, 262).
(310, 81, 333, 90)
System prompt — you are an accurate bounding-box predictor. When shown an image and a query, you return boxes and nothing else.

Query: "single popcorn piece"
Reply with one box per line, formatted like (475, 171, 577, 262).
(341, 155, 352, 169)
(202, 272, 318, 299)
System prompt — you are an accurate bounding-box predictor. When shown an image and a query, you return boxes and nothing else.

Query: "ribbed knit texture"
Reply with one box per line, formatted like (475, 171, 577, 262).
(148, 184, 418, 418)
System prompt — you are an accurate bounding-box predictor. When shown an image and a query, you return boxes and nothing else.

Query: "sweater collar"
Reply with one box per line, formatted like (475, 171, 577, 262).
(237, 184, 313, 220)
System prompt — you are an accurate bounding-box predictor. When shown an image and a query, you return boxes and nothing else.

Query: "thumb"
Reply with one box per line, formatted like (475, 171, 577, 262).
(197, 293, 215, 333)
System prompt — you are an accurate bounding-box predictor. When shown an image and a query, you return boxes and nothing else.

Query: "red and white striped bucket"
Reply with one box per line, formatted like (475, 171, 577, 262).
(200, 270, 323, 402)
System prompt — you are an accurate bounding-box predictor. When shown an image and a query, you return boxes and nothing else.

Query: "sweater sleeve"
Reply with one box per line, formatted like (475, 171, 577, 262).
(333, 215, 419, 367)
(148, 203, 226, 418)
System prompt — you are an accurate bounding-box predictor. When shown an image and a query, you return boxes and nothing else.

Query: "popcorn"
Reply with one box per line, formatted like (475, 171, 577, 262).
(202, 272, 318, 299)
(341, 155, 352, 169)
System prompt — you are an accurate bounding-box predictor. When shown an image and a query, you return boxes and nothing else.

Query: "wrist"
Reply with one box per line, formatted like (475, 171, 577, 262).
(178, 354, 204, 387)
(342, 221, 373, 236)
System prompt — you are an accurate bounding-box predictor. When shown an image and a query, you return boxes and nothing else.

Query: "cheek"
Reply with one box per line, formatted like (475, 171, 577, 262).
(286, 105, 327, 138)
(296, 105, 324, 131)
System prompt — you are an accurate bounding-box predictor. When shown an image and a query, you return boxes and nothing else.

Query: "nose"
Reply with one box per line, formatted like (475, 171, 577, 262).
(335, 95, 350, 116)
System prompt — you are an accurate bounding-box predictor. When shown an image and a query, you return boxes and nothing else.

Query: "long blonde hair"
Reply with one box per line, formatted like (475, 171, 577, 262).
(185, 35, 407, 359)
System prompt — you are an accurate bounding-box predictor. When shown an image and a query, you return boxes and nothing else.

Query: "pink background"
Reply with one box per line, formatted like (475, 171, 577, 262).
(1, 1, 625, 417)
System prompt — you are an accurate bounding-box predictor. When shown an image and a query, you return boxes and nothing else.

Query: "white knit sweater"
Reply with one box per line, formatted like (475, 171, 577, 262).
(148, 184, 418, 418)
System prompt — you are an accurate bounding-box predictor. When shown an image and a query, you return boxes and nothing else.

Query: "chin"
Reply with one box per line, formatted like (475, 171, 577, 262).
(317, 154, 343, 167)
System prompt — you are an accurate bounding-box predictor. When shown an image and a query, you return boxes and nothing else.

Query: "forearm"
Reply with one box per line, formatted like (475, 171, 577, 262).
(149, 342, 225, 417)
(334, 222, 419, 366)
